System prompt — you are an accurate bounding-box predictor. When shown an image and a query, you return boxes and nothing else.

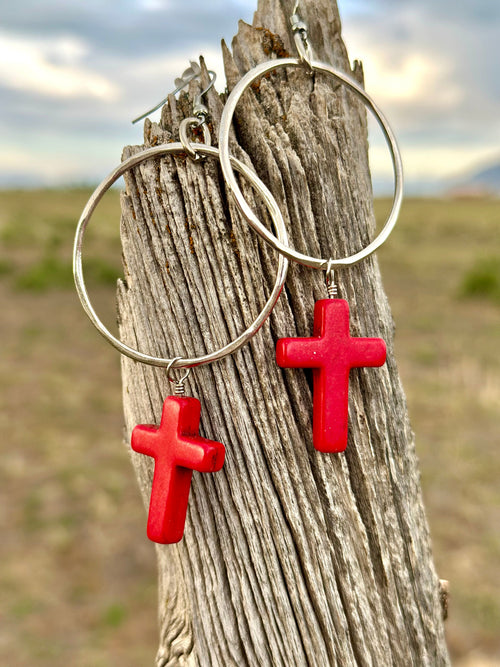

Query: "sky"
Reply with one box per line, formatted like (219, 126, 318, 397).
(1, 0, 499, 194)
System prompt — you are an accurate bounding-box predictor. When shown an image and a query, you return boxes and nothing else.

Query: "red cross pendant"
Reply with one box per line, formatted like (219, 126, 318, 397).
(131, 396, 225, 544)
(276, 299, 386, 453)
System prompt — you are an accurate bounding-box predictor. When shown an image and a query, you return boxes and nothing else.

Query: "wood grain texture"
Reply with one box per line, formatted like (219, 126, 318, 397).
(117, 0, 450, 664)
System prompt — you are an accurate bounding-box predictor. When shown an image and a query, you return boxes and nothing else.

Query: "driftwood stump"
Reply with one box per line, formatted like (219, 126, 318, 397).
(117, 0, 450, 664)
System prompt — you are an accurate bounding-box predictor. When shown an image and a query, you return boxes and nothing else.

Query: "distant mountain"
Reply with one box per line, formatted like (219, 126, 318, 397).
(373, 159, 500, 198)
(446, 159, 500, 197)
(467, 163, 500, 191)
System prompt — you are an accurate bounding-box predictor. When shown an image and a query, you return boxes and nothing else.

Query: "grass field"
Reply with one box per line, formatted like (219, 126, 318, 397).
(1, 190, 499, 665)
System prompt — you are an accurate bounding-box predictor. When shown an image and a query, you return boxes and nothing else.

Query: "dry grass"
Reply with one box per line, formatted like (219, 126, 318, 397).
(1, 190, 499, 665)
(376, 197, 500, 663)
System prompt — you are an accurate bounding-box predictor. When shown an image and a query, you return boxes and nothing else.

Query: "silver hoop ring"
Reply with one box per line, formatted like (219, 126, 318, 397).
(218, 57, 404, 270)
(73, 142, 289, 369)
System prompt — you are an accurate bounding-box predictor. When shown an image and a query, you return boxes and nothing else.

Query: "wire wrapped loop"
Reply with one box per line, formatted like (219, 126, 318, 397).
(179, 117, 211, 160)
(166, 357, 191, 395)
(325, 259, 339, 298)
(291, 21, 313, 68)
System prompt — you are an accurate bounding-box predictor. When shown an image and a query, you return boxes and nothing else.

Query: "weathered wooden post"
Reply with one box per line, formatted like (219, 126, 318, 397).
(117, 0, 450, 663)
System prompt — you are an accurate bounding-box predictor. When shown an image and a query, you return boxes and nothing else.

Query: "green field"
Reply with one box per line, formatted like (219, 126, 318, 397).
(1, 190, 499, 665)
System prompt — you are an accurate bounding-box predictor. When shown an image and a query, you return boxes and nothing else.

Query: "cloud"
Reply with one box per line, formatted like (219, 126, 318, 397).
(0, 0, 255, 57)
(361, 52, 463, 109)
(0, 31, 120, 101)
(339, 0, 500, 186)
(0, 0, 498, 191)
(0, 1, 249, 188)
(341, 1, 500, 118)
(356, 0, 499, 24)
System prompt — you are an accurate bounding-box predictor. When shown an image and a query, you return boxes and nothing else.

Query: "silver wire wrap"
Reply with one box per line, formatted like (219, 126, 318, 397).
(290, 11, 313, 67)
(73, 143, 289, 371)
(325, 260, 338, 298)
(218, 59, 404, 271)
(166, 357, 191, 394)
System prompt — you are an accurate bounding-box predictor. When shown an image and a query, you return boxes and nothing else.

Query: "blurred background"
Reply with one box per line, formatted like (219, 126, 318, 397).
(1, 1, 499, 665)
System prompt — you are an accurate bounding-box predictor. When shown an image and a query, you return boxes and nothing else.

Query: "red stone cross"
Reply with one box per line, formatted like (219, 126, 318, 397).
(276, 299, 386, 453)
(131, 396, 225, 544)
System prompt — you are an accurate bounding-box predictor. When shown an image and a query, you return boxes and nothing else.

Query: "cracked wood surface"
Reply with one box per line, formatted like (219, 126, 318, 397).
(117, 0, 450, 664)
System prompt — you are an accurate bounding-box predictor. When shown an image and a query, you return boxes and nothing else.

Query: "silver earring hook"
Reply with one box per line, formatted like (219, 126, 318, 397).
(192, 70, 217, 122)
(178, 65, 217, 158)
(132, 62, 216, 125)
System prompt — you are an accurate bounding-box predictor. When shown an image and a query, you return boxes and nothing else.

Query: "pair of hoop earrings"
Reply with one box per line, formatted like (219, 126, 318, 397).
(74, 7, 403, 544)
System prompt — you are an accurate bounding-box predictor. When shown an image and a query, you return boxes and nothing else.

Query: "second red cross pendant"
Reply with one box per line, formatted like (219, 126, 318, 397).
(276, 298, 386, 453)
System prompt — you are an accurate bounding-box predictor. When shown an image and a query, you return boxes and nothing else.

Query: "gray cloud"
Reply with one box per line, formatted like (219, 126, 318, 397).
(341, 0, 500, 145)
(1, 0, 256, 185)
(2, 1, 253, 56)
(348, 0, 499, 20)
(1, 0, 499, 190)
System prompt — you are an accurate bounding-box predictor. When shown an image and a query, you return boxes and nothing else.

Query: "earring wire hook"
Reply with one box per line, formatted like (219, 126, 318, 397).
(191, 69, 217, 124)
(132, 64, 216, 125)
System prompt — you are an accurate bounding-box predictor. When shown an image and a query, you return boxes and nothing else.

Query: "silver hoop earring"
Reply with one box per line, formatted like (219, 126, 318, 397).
(217, 5, 403, 454)
(73, 69, 289, 544)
